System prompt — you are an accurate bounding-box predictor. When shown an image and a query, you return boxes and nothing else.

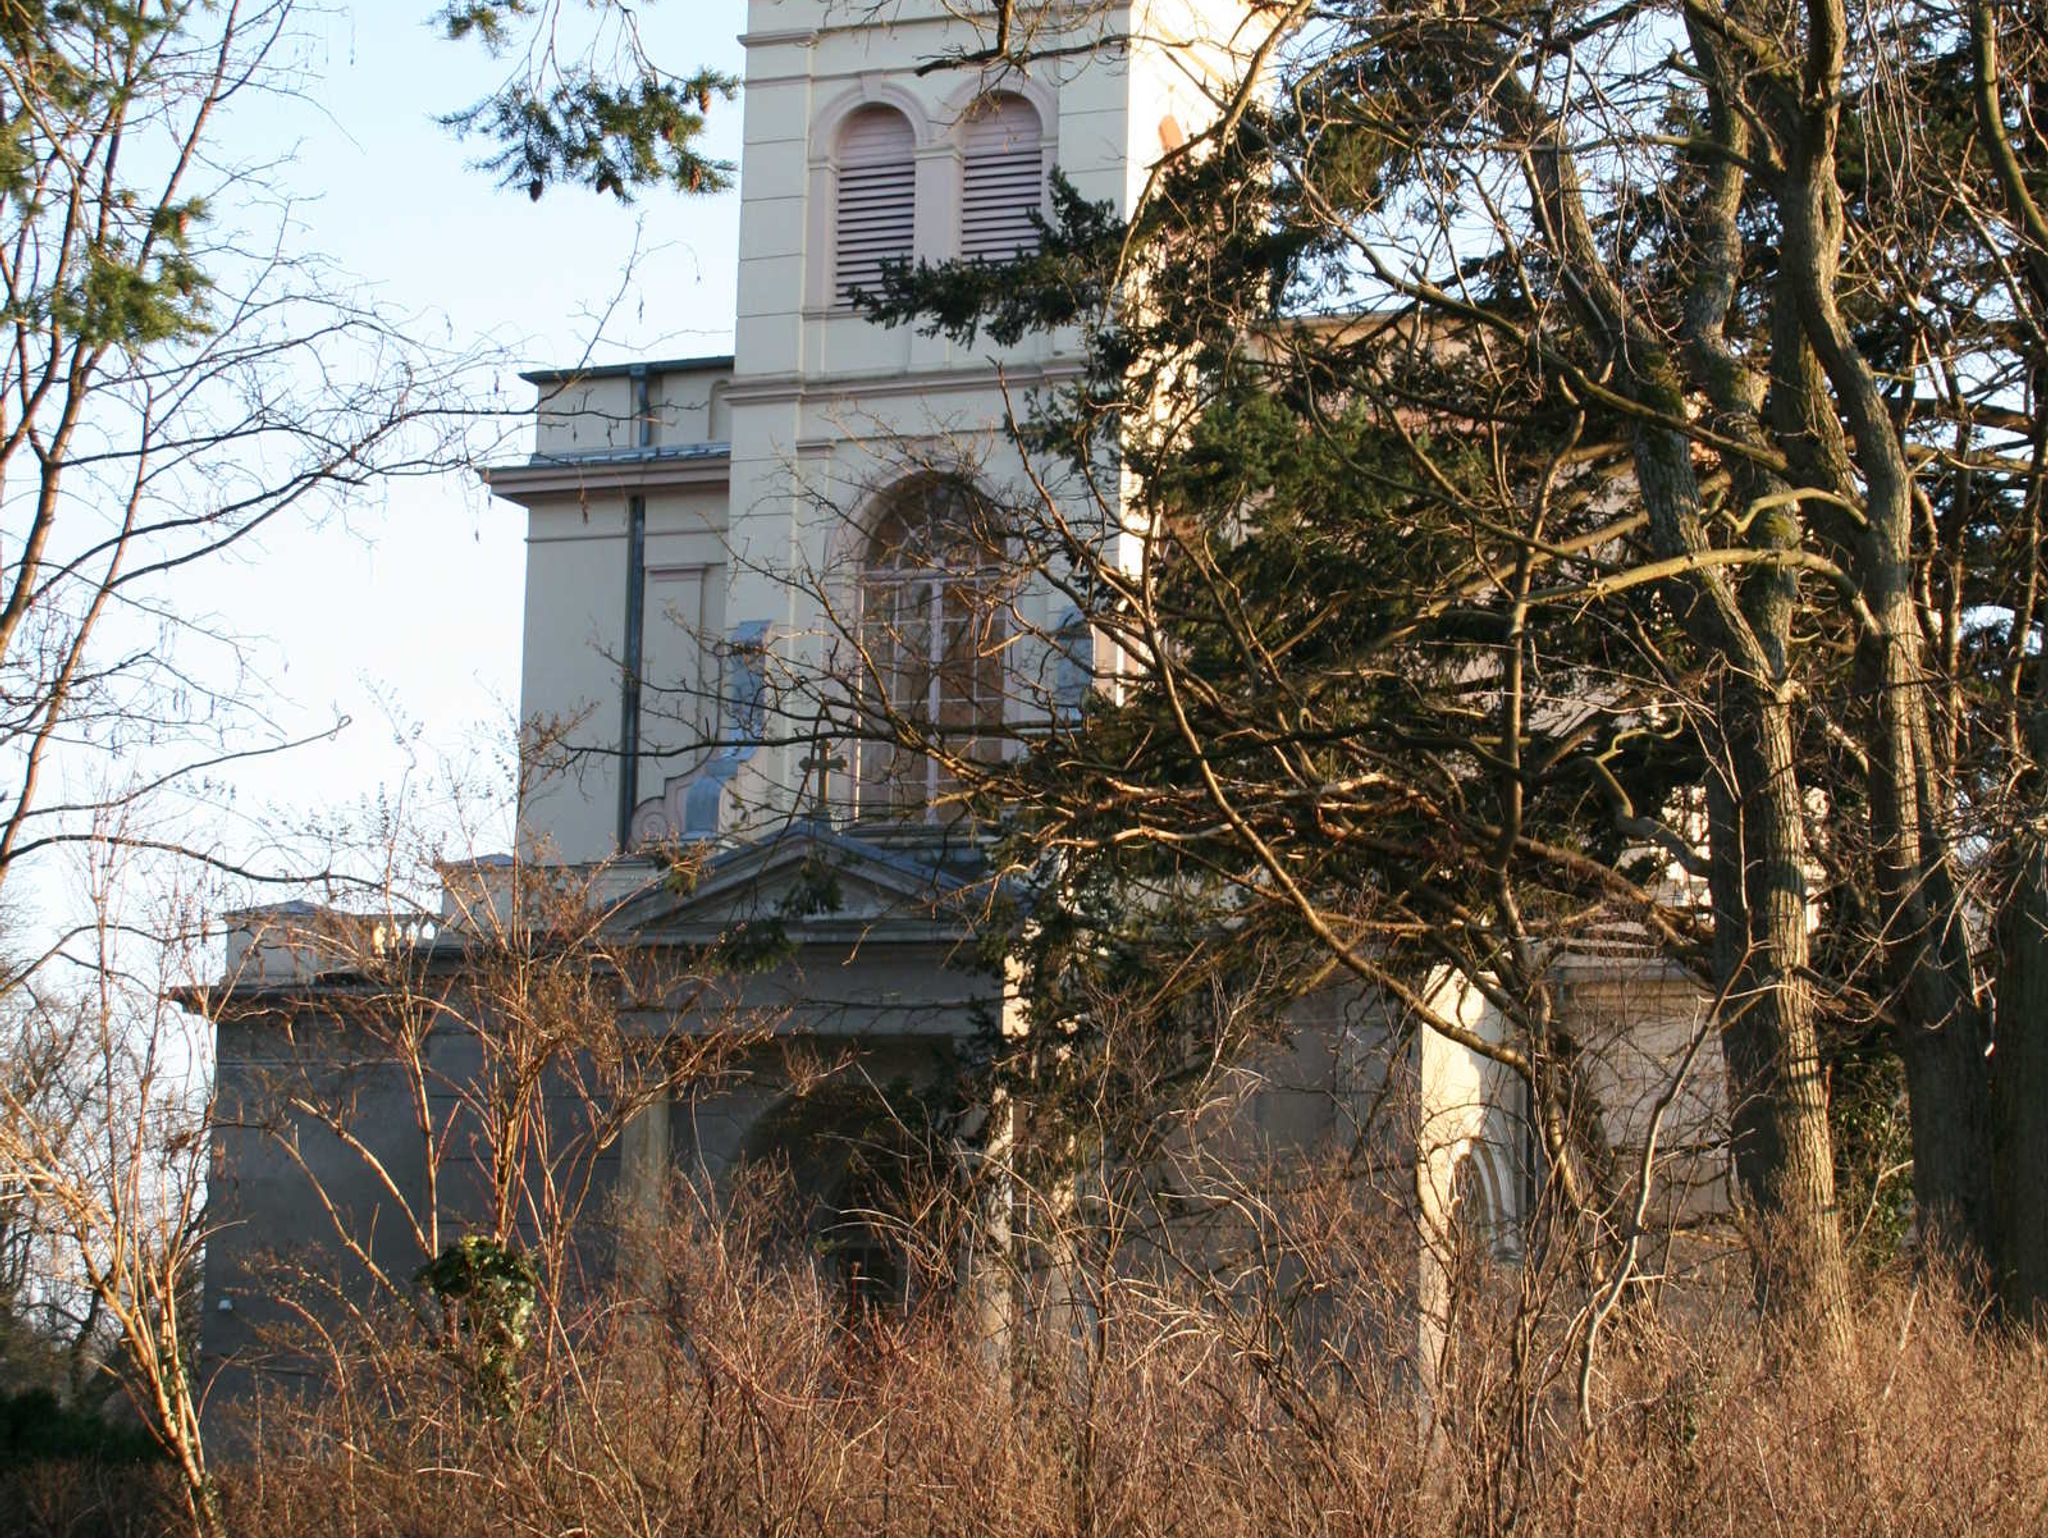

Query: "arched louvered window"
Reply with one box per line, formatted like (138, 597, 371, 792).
(858, 476, 1005, 816)
(960, 95, 1045, 262)
(834, 105, 916, 305)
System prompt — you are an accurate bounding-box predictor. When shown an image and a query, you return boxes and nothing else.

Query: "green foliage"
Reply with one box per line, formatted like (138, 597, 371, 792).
(1832, 1049, 1916, 1266)
(418, 1236, 540, 1417)
(856, 175, 1123, 351)
(434, 0, 736, 201)
(44, 233, 211, 349)
(443, 71, 738, 203)
(696, 853, 847, 975)
(0, 1387, 160, 1465)
(0, 0, 215, 347)
(437, 0, 525, 50)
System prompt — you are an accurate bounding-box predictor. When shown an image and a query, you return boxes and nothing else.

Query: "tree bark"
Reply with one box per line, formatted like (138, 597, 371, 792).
(1701, 688, 1851, 1334)
(1631, 415, 1851, 1340)
(1724, 0, 1997, 1270)
(1485, 50, 1853, 1336)
(1968, 0, 2048, 1324)
(1994, 714, 2048, 1321)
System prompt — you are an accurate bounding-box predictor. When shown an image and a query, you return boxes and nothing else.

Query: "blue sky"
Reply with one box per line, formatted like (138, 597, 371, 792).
(169, 0, 750, 861)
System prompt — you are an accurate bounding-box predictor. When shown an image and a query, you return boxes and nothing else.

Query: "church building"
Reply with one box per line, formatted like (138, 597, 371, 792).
(198, 0, 1719, 1406)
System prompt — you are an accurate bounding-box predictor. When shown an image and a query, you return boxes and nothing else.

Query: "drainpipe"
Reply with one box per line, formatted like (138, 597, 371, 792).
(616, 365, 652, 852)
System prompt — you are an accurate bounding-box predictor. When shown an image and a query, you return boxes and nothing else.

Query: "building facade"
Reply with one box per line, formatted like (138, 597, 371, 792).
(199, 0, 1721, 1410)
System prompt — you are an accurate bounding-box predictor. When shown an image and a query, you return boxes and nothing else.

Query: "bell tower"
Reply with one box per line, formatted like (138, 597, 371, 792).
(690, 0, 1268, 833)
(499, 3, 1272, 861)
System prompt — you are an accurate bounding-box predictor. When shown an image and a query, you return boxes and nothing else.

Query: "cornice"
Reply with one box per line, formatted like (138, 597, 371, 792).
(736, 26, 819, 48)
(725, 359, 1084, 407)
(480, 448, 733, 504)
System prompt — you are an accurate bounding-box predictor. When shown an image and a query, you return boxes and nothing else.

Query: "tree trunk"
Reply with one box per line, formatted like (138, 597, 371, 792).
(1491, 33, 1853, 1339)
(1760, 0, 1996, 1273)
(1995, 711, 2048, 1321)
(1626, 414, 1851, 1341)
(1703, 680, 1853, 1341)
(1969, 0, 2048, 1324)
(962, 1085, 1016, 1392)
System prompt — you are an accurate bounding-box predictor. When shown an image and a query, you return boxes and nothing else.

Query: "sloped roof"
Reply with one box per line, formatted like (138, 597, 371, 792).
(614, 819, 997, 947)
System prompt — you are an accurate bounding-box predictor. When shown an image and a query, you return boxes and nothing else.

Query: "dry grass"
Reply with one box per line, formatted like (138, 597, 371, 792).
(204, 1187, 2048, 1538)
(0, 1458, 183, 1538)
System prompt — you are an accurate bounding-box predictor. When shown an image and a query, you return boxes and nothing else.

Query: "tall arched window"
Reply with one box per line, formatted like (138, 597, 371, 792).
(858, 475, 1005, 815)
(960, 94, 1046, 261)
(834, 105, 916, 305)
(739, 1083, 937, 1319)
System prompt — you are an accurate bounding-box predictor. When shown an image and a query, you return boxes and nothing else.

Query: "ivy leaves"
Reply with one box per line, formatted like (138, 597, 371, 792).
(418, 1235, 541, 1417)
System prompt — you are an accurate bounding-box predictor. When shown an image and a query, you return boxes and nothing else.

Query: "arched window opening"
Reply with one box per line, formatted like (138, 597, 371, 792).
(739, 1083, 949, 1322)
(960, 95, 1045, 262)
(1448, 1146, 1516, 1270)
(858, 475, 1006, 816)
(834, 105, 917, 306)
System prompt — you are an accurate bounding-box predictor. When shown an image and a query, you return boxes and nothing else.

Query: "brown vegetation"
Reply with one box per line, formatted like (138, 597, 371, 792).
(192, 1190, 2048, 1538)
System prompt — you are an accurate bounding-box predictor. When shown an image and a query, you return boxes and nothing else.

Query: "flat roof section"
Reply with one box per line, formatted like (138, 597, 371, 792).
(519, 354, 736, 386)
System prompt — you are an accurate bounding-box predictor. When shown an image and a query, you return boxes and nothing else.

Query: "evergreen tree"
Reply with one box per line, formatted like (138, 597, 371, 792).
(850, 0, 2048, 1335)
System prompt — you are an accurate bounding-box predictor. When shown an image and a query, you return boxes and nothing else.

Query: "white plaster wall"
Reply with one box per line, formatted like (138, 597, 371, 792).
(520, 497, 630, 860)
(639, 491, 731, 804)
(535, 363, 734, 457)
(1557, 964, 1729, 1221)
(653, 372, 730, 445)
(509, 1, 1268, 849)
(718, 0, 1260, 828)
(536, 375, 640, 455)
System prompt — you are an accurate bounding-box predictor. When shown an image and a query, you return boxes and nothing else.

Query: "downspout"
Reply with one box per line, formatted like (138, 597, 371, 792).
(616, 365, 652, 851)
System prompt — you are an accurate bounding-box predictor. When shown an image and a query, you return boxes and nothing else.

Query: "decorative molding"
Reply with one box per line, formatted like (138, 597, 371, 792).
(934, 71, 1061, 144)
(481, 449, 732, 504)
(723, 360, 1083, 407)
(792, 428, 965, 458)
(734, 27, 818, 48)
(809, 78, 938, 162)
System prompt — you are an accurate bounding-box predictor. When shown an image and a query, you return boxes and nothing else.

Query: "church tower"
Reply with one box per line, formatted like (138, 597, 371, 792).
(711, 0, 1266, 839)
(494, 0, 1268, 860)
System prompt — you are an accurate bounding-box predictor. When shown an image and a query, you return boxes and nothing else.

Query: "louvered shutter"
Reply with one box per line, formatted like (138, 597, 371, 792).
(961, 96, 1045, 262)
(834, 107, 916, 305)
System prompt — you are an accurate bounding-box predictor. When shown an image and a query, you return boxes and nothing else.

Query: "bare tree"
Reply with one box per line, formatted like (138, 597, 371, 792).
(0, 823, 227, 1537)
(0, 1, 494, 1526)
(822, 0, 2048, 1341)
(0, 0, 478, 922)
(195, 755, 795, 1425)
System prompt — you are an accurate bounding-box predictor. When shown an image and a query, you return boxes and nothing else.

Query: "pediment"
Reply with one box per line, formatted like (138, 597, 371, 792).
(612, 823, 987, 940)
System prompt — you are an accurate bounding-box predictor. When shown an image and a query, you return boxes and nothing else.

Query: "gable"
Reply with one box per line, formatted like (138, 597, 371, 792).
(612, 824, 991, 944)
